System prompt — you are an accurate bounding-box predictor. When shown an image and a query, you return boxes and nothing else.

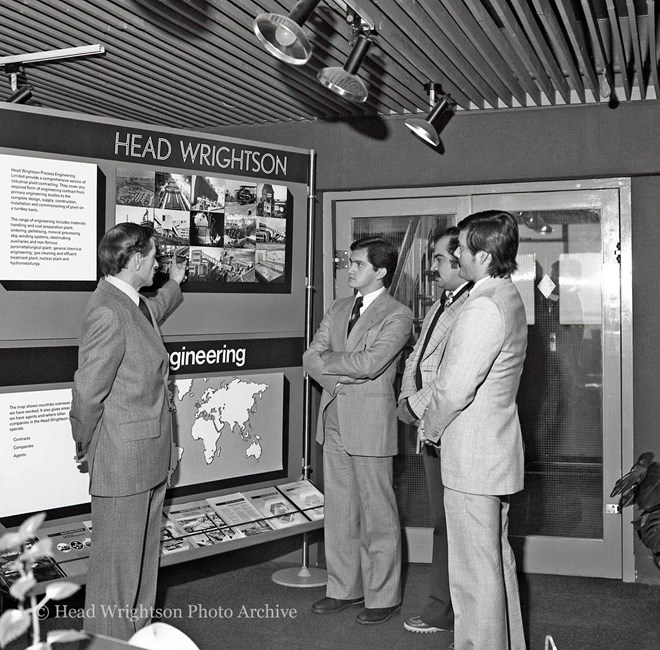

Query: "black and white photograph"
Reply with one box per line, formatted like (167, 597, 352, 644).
(224, 179, 257, 219)
(190, 211, 224, 247)
(224, 213, 257, 249)
(255, 216, 286, 245)
(256, 183, 288, 220)
(155, 172, 192, 211)
(188, 246, 256, 284)
(254, 248, 285, 284)
(192, 175, 225, 213)
(154, 209, 189, 247)
(115, 168, 155, 207)
(115, 204, 154, 227)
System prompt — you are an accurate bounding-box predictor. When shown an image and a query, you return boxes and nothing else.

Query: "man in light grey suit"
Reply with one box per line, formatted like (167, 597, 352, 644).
(70, 223, 186, 639)
(303, 236, 412, 625)
(424, 211, 527, 650)
(397, 227, 471, 635)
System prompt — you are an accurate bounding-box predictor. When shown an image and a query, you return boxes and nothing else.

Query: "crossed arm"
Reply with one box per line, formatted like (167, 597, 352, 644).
(303, 302, 412, 395)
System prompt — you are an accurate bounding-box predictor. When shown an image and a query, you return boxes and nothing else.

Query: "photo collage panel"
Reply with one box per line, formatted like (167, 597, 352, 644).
(115, 170, 290, 289)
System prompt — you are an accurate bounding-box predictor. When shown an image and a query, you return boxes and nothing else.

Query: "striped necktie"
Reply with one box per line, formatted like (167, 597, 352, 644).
(347, 296, 363, 336)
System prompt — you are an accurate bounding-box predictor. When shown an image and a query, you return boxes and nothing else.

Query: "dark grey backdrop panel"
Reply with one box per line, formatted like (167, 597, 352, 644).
(0, 105, 309, 343)
(0, 105, 311, 525)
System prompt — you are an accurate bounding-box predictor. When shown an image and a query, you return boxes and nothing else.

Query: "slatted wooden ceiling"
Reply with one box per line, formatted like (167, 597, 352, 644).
(0, 0, 658, 130)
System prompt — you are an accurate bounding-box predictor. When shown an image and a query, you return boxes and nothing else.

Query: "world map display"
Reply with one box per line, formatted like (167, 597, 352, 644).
(168, 373, 284, 489)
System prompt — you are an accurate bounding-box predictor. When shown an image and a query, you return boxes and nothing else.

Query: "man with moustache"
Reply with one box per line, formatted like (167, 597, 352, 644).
(397, 227, 472, 634)
(70, 222, 186, 639)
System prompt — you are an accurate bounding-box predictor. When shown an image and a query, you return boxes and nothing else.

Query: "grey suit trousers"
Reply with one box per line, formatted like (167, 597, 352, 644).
(420, 446, 454, 629)
(322, 400, 401, 608)
(444, 488, 525, 650)
(84, 480, 166, 640)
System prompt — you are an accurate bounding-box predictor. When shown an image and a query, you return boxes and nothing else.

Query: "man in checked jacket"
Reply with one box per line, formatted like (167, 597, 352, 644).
(397, 226, 472, 635)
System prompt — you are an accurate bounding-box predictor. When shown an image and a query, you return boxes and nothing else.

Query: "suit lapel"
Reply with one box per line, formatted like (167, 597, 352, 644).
(421, 316, 451, 362)
(99, 280, 163, 344)
(345, 292, 389, 348)
(420, 288, 471, 362)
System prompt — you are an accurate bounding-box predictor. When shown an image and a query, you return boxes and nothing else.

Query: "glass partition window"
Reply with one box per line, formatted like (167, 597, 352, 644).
(511, 209, 603, 539)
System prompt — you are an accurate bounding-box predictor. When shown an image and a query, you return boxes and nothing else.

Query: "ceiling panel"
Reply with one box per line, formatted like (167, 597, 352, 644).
(0, 0, 657, 130)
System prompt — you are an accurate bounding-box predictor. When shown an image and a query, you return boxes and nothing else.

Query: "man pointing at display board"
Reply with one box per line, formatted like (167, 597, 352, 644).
(70, 222, 186, 640)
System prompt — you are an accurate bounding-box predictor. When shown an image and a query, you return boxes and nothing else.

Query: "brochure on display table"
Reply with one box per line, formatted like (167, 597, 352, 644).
(276, 480, 325, 521)
(0, 481, 324, 593)
(0, 537, 67, 590)
(241, 487, 309, 530)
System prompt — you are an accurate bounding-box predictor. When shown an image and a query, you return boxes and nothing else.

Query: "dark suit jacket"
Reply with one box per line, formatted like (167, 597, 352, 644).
(70, 278, 183, 497)
(303, 290, 412, 457)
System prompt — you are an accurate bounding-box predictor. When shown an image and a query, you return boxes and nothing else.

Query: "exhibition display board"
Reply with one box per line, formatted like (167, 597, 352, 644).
(0, 104, 319, 590)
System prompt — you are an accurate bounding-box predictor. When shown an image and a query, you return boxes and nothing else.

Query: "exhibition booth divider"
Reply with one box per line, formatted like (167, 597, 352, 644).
(0, 104, 323, 594)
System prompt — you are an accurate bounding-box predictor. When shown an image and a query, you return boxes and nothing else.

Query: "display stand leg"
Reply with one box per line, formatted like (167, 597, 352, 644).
(271, 151, 326, 589)
(271, 532, 327, 587)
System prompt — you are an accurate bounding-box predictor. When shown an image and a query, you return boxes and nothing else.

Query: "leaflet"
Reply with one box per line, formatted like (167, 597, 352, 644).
(165, 499, 227, 534)
(43, 523, 93, 561)
(0, 539, 66, 589)
(206, 493, 267, 526)
(232, 519, 275, 537)
(242, 487, 309, 529)
(276, 480, 324, 520)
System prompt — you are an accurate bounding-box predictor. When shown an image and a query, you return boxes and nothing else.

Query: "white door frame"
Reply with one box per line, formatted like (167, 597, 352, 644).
(322, 178, 634, 581)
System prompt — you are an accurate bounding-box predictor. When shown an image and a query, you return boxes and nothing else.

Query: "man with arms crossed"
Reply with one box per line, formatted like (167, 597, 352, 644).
(70, 223, 186, 639)
(424, 211, 527, 650)
(303, 236, 412, 625)
(397, 227, 471, 634)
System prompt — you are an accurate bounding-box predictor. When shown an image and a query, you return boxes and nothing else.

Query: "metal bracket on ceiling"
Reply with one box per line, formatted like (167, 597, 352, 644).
(0, 45, 104, 104)
(0, 44, 105, 68)
(332, 0, 376, 32)
(4, 63, 22, 92)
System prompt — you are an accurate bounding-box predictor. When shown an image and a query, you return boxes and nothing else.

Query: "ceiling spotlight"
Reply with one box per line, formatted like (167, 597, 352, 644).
(317, 31, 372, 103)
(253, 0, 322, 66)
(405, 82, 456, 147)
(6, 85, 32, 104)
(523, 213, 554, 235)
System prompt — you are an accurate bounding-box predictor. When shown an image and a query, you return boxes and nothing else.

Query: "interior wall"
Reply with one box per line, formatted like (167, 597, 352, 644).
(214, 101, 660, 189)
(215, 100, 660, 583)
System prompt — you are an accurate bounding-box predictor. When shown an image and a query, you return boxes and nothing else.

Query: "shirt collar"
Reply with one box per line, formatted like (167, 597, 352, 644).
(447, 281, 470, 298)
(357, 286, 386, 313)
(472, 276, 490, 291)
(105, 275, 141, 306)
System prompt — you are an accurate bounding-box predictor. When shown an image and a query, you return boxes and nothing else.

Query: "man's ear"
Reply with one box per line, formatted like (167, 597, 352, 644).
(375, 266, 387, 281)
(477, 251, 491, 267)
(131, 252, 143, 271)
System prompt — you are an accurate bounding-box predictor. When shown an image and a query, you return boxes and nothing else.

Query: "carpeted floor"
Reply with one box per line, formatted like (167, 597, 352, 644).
(5, 541, 660, 650)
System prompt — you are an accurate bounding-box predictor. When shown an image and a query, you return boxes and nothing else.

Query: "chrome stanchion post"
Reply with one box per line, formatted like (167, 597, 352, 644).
(272, 151, 327, 587)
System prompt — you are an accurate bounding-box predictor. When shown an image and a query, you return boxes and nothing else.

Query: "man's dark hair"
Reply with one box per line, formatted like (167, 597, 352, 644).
(350, 236, 399, 288)
(432, 226, 460, 269)
(457, 211, 519, 278)
(98, 222, 155, 277)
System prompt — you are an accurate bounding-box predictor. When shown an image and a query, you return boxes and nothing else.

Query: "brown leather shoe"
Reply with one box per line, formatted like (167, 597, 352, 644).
(356, 604, 402, 625)
(311, 596, 365, 614)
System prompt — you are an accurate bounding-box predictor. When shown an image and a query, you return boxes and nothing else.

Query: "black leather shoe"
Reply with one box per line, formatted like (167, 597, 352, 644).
(311, 596, 365, 614)
(356, 604, 402, 625)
